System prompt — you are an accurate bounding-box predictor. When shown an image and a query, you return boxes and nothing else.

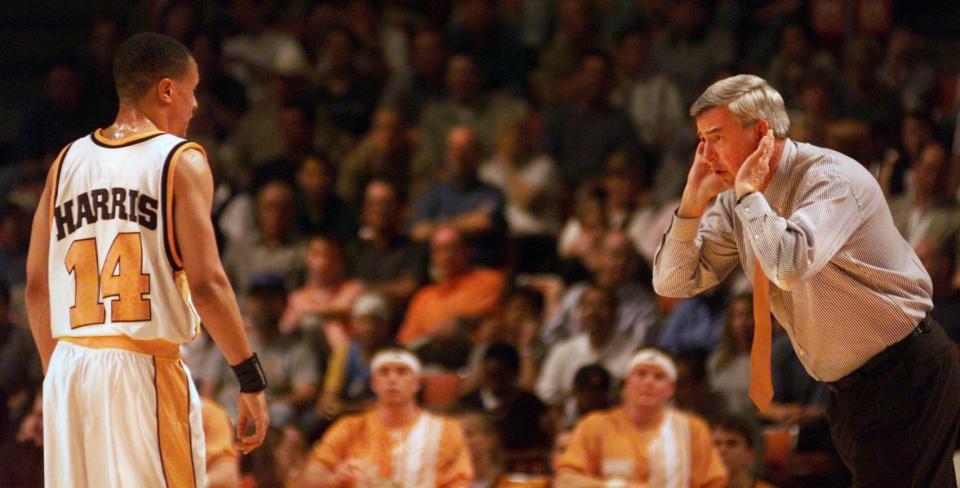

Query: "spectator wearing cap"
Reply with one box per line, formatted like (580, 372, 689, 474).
(555, 348, 728, 488)
(215, 273, 319, 428)
(318, 292, 396, 415)
(457, 342, 551, 453)
(298, 349, 474, 487)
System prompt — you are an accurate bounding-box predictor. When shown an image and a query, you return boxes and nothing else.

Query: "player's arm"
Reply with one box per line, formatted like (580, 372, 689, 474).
(173, 147, 268, 453)
(25, 160, 58, 373)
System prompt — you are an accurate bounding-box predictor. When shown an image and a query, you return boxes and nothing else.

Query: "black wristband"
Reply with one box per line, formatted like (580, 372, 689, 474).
(737, 191, 757, 205)
(232, 353, 268, 393)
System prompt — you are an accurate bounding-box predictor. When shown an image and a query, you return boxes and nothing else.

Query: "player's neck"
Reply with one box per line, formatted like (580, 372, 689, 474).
(378, 402, 420, 429)
(625, 403, 666, 429)
(104, 105, 162, 139)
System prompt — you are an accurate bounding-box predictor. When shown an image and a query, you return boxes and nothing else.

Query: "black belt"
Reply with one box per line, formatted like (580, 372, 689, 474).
(827, 319, 931, 393)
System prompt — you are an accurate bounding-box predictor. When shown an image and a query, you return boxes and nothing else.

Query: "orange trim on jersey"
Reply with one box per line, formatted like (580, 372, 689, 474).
(47, 143, 72, 224)
(164, 142, 206, 270)
(92, 128, 165, 147)
(155, 357, 198, 488)
(62, 335, 180, 359)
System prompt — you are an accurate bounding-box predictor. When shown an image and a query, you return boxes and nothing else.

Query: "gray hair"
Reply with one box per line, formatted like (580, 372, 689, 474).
(689, 74, 790, 137)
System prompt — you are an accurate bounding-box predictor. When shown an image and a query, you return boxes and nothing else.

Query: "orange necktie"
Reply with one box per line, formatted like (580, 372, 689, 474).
(749, 258, 774, 413)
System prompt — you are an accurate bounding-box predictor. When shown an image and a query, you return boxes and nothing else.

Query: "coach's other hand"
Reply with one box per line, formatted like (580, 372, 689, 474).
(678, 141, 727, 218)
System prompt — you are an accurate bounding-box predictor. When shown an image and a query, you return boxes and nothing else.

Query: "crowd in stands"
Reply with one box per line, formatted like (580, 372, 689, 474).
(4, 0, 960, 486)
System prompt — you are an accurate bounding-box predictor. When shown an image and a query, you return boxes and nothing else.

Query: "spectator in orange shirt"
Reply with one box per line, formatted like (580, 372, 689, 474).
(297, 348, 474, 487)
(397, 226, 504, 346)
(555, 349, 728, 488)
(201, 398, 240, 488)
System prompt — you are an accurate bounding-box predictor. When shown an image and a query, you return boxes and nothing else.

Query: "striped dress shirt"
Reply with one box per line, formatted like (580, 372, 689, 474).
(653, 139, 933, 381)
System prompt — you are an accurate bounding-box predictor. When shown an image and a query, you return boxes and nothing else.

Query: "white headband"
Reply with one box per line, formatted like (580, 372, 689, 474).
(628, 349, 677, 382)
(370, 350, 421, 375)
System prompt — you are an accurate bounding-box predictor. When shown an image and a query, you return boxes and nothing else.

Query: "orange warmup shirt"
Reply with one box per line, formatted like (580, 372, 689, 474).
(201, 398, 238, 469)
(557, 407, 728, 488)
(307, 410, 474, 487)
(397, 268, 504, 344)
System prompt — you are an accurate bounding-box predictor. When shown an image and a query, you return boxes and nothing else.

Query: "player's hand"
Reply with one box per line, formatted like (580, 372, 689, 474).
(678, 141, 728, 218)
(735, 129, 775, 200)
(235, 391, 269, 454)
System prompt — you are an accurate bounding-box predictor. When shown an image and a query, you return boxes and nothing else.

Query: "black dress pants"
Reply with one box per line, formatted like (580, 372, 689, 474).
(826, 315, 960, 487)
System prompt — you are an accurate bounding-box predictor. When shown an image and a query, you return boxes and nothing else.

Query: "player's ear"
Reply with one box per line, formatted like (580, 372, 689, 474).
(157, 78, 175, 103)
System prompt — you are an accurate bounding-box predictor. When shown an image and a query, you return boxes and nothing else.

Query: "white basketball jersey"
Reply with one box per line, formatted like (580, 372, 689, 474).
(48, 129, 202, 344)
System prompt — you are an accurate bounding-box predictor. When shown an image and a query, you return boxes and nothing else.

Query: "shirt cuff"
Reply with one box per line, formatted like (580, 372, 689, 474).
(734, 191, 772, 223)
(667, 212, 701, 241)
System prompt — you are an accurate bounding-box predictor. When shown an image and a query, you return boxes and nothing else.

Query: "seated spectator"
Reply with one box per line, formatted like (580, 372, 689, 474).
(222, 179, 305, 296)
(398, 226, 504, 346)
(673, 350, 728, 423)
(215, 274, 318, 427)
(536, 285, 637, 406)
(542, 49, 638, 186)
(411, 125, 508, 266)
(610, 26, 686, 154)
(543, 231, 658, 346)
(378, 27, 447, 125)
(458, 343, 550, 452)
(765, 23, 838, 110)
(838, 37, 901, 130)
(298, 349, 474, 486)
(240, 426, 305, 488)
(466, 286, 547, 392)
(478, 116, 562, 274)
(560, 363, 613, 429)
(711, 415, 777, 488)
(707, 294, 756, 417)
(312, 26, 380, 138)
(557, 183, 608, 281)
(2, 393, 43, 486)
(456, 411, 507, 488)
(447, 0, 527, 92)
(337, 107, 414, 206)
(889, 143, 960, 303)
(347, 179, 428, 311)
(202, 398, 240, 488)
(15, 59, 100, 162)
(555, 349, 728, 487)
(878, 25, 935, 113)
(0, 281, 42, 444)
(411, 53, 528, 197)
(656, 287, 728, 356)
(256, 100, 324, 184)
(281, 234, 364, 337)
(531, 0, 601, 106)
(294, 154, 358, 244)
(320, 292, 395, 415)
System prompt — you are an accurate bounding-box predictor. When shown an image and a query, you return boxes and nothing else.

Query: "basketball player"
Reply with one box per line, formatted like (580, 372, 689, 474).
(25, 32, 269, 487)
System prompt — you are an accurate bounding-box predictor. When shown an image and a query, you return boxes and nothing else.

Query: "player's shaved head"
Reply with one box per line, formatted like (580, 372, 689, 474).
(114, 32, 192, 102)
